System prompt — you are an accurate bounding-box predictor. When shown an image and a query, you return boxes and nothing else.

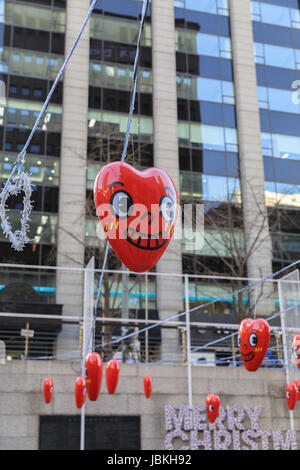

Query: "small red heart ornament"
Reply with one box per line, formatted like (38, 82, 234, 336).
(85, 352, 103, 401)
(286, 382, 297, 410)
(206, 394, 220, 423)
(291, 334, 300, 369)
(75, 376, 86, 409)
(106, 359, 120, 395)
(144, 374, 152, 399)
(94, 162, 178, 273)
(43, 377, 54, 404)
(238, 318, 270, 372)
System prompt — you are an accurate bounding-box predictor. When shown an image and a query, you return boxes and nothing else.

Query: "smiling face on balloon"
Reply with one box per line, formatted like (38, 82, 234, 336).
(238, 318, 270, 372)
(94, 162, 178, 273)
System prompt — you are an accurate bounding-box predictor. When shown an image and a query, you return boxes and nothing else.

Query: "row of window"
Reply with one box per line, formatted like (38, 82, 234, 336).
(3, 1, 65, 32)
(260, 108, 300, 137)
(178, 121, 238, 153)
(251, 1, 300, 29)
(1, 24, 65, 55)
(264, 156, 300, 185)
(174, 0, 229, 16)
(253, 21, 300, 49)
(178, 100, 236, 128)
(179, 148, 238, 177)
(0, 46, 64, 80)
(174, 8, 230, 38)
(257, 85, 300, 114)
(261, 131, 300, 160)
(256, 63, 300, 91)
(175, 30, 231, 58)
(254, 41, 300, 70)
(0, 126, 61, 156)
(253, 0, 300, 9)
(0, 152, 59, 184)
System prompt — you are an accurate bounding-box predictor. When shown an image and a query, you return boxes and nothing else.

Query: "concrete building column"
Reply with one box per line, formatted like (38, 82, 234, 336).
(151, 0, 183, 360)
(56, 0, 91, 358)
(229, 0, 274, 314)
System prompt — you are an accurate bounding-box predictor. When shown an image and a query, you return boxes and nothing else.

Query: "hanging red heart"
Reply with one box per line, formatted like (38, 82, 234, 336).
(75, 376, 86, 409)
(238, 318, 270, 372)
(85, 352, 103, 401)
(293, 380, 300, 401)
(206, 394, 220, 424)
(286, 382, 297, 410)
(106, 359, 120, 395)
(291, 334, 300, 370)
(94, 162, 178, 273)
(144, 374, 152, 399)
(43, 377, 54, 404)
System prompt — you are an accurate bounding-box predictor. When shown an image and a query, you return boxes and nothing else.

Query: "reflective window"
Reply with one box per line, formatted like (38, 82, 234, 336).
(261, 132, 300, 160)
(3, 99, 61, 133)
(258, 86, 300, 114)
(4, 2, 65, 32)
(175, 0, 229, 16)
(0, 47, 64, 80)
(176, 30, 232, 58)
(89, 62, 152, 93)
(88, 110, 153, 142)
(177, 75, 234, 103)
(91, 14, 151, 47)
(0, 153, 59, 186)
(180, 171, 240, 202)
(254, 42, 300, 70)
(178, 122, 238, 152)
(251, 1, 300, 29)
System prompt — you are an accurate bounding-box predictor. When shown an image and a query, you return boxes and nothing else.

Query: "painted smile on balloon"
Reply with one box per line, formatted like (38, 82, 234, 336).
(240, 351, 255, 362)
(126, 227, 170, 250)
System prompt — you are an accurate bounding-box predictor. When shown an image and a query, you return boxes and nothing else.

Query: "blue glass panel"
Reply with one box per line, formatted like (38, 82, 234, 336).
(264, 156, 275, 181)
(269, 110, 300, 136)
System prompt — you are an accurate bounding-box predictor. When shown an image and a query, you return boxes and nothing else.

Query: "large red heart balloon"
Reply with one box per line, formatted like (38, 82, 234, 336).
(144, 374, 152, 399)
(75, 376, 86, 409)
(85, 352, 103, 401)
(291, 334, 300, 370)
(106, 359, 120, 395)
(286, 382, 297, 410)
(94, 162, 178, 273)
(43, 377, 54, 404)
(238, 318, 270, 372)
(206, 394, 220, 424)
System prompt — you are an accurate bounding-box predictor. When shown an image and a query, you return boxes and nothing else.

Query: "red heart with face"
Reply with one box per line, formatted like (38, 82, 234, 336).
(75, 376, 86, 409)
(144, 374, 152, 399)
(85, 352, 103, 401)
(291, 334, 300, 370)
(286, 382, 297, 410)
(206, 394, 220, 424)
(94, 162, 178, 273)
(106, 359, 120, 395)
(238, 318, 270, 372)
(43, 377, 54, 404)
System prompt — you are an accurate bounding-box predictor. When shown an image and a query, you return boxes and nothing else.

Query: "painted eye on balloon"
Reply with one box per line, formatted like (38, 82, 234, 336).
(249, 333, 258, 348)
(209, 404, 214, 412)
(110, 190, 133, 219)
(286, 391, 290, 398)
(293, 346, 299, 359)
(160, 195, 175, 224)
(237, 335, 241, 347)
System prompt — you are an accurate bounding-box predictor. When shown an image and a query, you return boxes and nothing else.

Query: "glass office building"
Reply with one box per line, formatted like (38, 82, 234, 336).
(0, 0, 298, 323)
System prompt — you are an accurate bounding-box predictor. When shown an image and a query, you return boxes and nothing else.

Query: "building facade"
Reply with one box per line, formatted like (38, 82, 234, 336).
(0, 0, 300, 451)
(0, 1, 299, 358)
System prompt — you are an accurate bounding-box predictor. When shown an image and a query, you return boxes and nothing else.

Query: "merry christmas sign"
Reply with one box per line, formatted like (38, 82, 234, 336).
(165, 404, 297, 450)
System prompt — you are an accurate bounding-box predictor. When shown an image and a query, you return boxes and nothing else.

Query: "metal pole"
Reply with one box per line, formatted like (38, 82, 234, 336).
(278, 276, 294, 431)
(145, 273, 149, 363)
(80, 257, 95, 451)
(185, 274, 193, 411)
(24, 321, 30, 359)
